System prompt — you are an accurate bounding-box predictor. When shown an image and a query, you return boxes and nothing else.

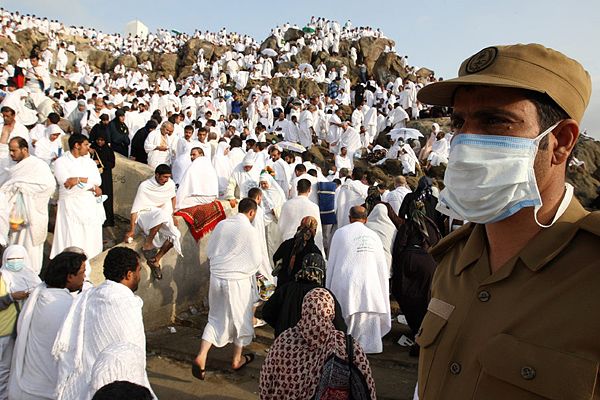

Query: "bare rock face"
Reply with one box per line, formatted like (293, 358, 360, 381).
(87, 48, 115, 72)
(154, 53, 178, 78)
(269, 76, 325, 98)
(299, 79, 326, 98)
(569, 137, 600, 208)
(416, 67, 435, 79)
(259, 35, 279, 53)
(373, 52, 406, 84)
(14, 29, 48, 55)
(180, 38, 212, 66)
(292, 45, 312, 65)
(112, 55, 138, 70)
(283, 28, 304, 43)
(273, 61, 296, 75)
(0, 37, 24, 64)
(356, 37, 395, 75)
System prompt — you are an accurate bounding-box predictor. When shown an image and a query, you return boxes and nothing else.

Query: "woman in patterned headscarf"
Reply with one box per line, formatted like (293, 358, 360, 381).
(272, 216, 321, 286)
(259, 288, 376, 400)
(262, 253, 346, 338)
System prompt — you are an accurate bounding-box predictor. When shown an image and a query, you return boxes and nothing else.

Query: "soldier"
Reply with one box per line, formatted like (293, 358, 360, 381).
(414, 44, 599, 399)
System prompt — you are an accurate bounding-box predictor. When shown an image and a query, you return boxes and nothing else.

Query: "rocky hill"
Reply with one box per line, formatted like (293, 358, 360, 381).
(1, 27, 414, 99)
(2, 26, 598, 209)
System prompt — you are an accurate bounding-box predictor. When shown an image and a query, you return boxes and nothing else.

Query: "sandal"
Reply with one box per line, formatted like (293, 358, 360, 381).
(191, 363, 206, 380)
(147, 258, 163, 280)
(233, 353, 255, 372)
(141, 247, 159, 262)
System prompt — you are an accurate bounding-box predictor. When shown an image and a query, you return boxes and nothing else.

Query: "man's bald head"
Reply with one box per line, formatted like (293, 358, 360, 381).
(349, 205, 368, 223)
(394, 175, 407, 188)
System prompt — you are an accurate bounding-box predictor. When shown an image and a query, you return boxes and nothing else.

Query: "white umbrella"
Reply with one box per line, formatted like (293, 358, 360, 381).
(388, 127, 423, 141)
(277, 141, 306, 153)
(298, 63, 314, 73)
(261, 48, 278, 57)
(233, 43, 246, 52)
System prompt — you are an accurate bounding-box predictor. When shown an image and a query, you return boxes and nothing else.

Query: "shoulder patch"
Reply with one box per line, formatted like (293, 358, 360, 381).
(430, 223, 474, 260)
(580, 211, 600, 236)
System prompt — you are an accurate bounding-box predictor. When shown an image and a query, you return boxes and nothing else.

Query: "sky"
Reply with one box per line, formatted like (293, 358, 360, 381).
(4, 0, 600, 138)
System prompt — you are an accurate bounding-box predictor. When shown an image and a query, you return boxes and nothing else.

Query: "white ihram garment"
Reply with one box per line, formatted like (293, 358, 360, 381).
(386, 186, 412, 215)
(8, 284, 73, 400)
(278, 196, 324, 254)
(335, 179, 369, 228)
(51, 152, 105, 260)
(131, 177, 182, 255)
(52, 281, 152, 400)
(1, 155, 55, 274)
(326, 222, 391, 354)
(203, 214, 261, 347)
(365, 204, 397, 276)
(176, 156, 218, 210)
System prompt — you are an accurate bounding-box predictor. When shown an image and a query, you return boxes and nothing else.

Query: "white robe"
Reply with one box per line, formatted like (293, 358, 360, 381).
(144, 130, 175, 169)
(298, 110, 314, 148)
(365, 204, 397, 276)
(252, 206, 275, 284)
(176, 156, 218, 210)
(278, 196, 324, 254)
(171, 138, 201, 184)
(50, 153, 104, 260)
(52, 281, 152, 400)
(335, 179, 369, 228)
(289, 173, 319, 204)
(225, 163, 260, 200)
(131, 177, 182, 255)
(212, 142, 233, 198)
(203, 214, 261, 347)
(326, 222, 391, 354)
(271, 158, 291, 198)
(386, 186, 412, 215)
(8, 285, 74, 400)
(1, 156, 55, 274)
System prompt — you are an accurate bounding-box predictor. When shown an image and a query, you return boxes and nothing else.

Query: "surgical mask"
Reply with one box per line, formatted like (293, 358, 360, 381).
(4, 259, 25, 272)
(436, 122, 560, 225)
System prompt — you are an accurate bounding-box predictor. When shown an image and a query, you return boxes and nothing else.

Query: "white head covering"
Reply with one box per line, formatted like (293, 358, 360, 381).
(259, 172, 286, 221)
(176, 156, 219, 210)
(365, 204, 397, 273)
(45, 123, 65, 137)
(401, 143, 419, 165)
(0, 244, 41, 292)
(242, 151, 257, 167)
(213, 142, 232, 196)
(431, 123, 440, 134)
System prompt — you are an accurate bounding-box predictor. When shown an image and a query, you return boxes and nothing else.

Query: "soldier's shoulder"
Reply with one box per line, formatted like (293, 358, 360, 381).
(430, 223, 475, 261)
(579, 210, 600, 237)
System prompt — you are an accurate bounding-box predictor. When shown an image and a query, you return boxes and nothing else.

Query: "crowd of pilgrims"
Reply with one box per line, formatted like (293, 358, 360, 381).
(0, 7, 460, 400)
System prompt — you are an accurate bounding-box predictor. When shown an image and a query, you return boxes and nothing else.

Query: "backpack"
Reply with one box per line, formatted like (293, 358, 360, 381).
(312, 334, 371, 400)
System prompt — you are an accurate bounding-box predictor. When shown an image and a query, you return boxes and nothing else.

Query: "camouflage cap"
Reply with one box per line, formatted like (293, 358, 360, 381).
(417, 43, 592, 122)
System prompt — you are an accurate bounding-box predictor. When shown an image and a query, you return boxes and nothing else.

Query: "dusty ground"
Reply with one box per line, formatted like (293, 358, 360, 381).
(147, 313, 418, 400)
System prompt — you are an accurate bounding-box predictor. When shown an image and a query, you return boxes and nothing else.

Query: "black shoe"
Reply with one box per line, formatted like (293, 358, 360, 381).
(409, 344, 420, 358)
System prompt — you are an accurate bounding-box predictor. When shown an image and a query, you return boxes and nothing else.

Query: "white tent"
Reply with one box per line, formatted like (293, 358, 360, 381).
(124, 20, 149, 39)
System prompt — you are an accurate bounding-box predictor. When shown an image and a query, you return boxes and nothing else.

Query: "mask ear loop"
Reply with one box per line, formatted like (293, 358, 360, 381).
(531, 121, 565, 228)
(534, 183, 573, 228)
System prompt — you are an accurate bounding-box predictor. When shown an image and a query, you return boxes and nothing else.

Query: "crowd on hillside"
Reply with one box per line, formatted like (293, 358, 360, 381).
(1, 6, 597, 400)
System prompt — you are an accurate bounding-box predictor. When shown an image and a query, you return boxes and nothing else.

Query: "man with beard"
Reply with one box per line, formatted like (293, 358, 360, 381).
(53, 247, 153, 400)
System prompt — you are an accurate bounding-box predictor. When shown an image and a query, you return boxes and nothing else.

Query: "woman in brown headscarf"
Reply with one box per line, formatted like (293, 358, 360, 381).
(259, 288, 376, 400)
(272, 216, 322, 286)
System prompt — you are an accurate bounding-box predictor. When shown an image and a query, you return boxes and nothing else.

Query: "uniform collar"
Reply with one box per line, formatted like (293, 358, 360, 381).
(519, 197, 588, 272)
(453, 197, 589, 275)
(453, 224, 486, 276)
